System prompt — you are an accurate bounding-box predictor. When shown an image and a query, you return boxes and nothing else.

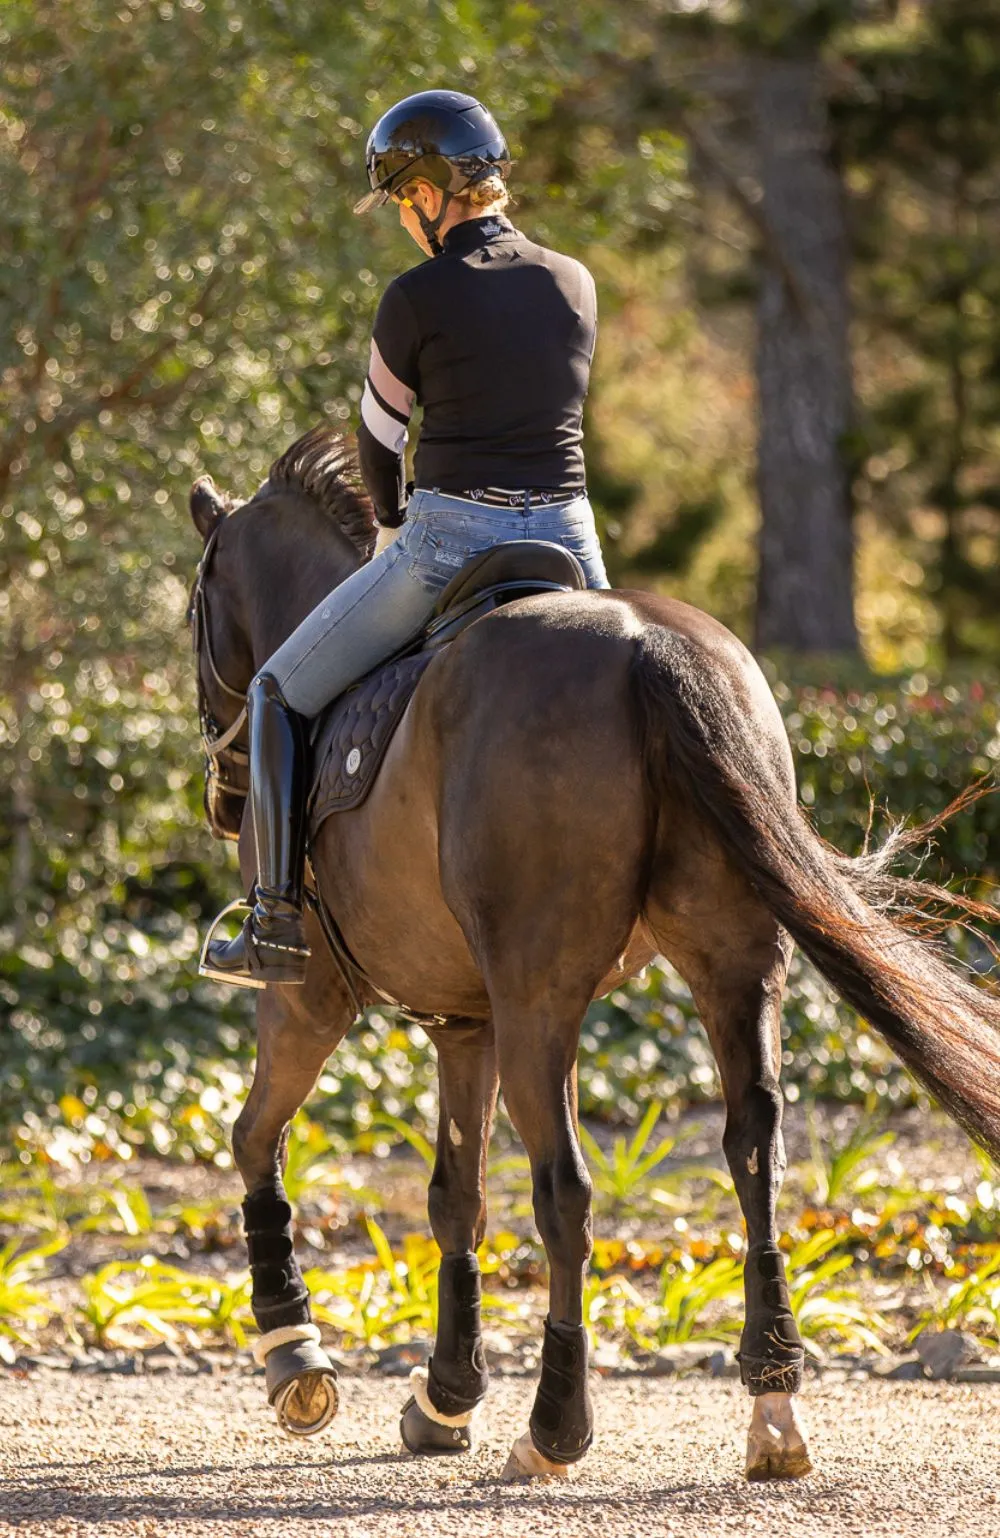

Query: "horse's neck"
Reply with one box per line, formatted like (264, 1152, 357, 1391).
(241, 509, 362, 670)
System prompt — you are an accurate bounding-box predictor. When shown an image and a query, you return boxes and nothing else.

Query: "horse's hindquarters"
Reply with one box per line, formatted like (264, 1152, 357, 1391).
(314, 594, 654, 1016)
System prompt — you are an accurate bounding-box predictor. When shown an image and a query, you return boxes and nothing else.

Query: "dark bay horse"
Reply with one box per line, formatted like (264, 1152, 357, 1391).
(189, 426, 1000, 1481)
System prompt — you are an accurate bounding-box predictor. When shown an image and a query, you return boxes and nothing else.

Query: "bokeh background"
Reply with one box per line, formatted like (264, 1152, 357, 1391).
(3, 0, 1000, 1170)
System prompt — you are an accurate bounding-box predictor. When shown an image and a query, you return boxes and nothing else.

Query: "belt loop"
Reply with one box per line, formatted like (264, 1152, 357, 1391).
(522, 489, 529, 517)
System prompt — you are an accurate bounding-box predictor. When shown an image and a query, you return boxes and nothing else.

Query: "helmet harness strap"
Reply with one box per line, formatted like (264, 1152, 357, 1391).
(401, 187, 456, 258)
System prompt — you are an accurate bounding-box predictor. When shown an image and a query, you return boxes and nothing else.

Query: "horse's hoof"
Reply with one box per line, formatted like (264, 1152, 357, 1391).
(273, 1369, 339, 1436)
(400, 1396, 475, 1455)
(745, 1392, 812, 1481)
(501, 1430, 574, 1482)
(265, 1339, 340, 1437)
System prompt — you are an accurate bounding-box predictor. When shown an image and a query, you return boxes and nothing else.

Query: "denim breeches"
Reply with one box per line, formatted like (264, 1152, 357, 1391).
(264, 488, 610, 718)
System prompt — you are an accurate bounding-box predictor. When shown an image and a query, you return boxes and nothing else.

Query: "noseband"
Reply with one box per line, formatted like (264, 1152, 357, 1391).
(190, 523, 250, 838)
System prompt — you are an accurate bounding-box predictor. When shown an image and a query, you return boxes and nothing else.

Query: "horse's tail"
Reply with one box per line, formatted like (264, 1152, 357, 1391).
(630, 626, 1000, 1163)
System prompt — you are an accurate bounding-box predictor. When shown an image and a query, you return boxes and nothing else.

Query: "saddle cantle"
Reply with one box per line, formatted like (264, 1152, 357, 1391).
(308, 540, 585, 830)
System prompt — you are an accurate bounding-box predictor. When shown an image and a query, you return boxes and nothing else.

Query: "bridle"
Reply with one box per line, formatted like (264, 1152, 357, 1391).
(189, 520, 250, 839)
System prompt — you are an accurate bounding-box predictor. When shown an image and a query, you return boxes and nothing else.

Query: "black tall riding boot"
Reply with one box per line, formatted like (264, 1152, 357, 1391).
(201, 673, 311, 988)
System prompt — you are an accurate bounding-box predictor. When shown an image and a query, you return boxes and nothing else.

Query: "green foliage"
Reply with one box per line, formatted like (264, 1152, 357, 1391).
(638, 1255, 745, 1348)
(0, 1112, 997, 1361)
(74, 1258, 252, 1349)
(578, 1104, 728, 1215)
(279, 1117, 377, 1207)
(582, 1272, 646, 1344)
(910, 1253, 1000, 1345)
(0, 1237, 62, 1358)
(367, 1113, 437, 1173)
(0, 1166, 239, 1254)
(786, 1232, 890, 1357)
(618, 1233, 894, 1358)
(307, 1219, 521, 1349)
(803, 1108, 896, 1208)
(838, 0, 1000, 662)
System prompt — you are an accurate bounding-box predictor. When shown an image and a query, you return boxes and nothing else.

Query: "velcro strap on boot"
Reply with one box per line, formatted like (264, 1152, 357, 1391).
(529, 1317, 593, 1464)
(738, 1243, 804, 1396)
(426, 1252, 488, 1417)
(243, 1187, 311, 1330)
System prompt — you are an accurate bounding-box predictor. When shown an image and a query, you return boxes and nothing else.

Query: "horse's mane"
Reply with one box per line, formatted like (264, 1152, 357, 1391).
(265, 425, 377, 561)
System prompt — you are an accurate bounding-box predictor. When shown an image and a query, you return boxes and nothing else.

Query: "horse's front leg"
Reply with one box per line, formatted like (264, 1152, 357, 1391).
(233, 970, 355, 1436)
(685, 924, 812, 1481)
(400, 1017, 498, 1456)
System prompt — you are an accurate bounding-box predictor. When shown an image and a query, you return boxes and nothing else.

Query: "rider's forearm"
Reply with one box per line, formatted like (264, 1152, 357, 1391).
(357, 420, 407, 527)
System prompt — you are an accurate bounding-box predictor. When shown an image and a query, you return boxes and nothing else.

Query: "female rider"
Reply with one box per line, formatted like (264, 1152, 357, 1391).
(204, 88, 609, 988)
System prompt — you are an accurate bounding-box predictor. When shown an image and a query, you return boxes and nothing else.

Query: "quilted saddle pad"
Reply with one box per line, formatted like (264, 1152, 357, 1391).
(308, 651, 435, 832)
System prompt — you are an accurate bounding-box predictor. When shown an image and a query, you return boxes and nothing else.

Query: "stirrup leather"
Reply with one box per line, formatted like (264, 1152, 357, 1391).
(198, 898, 267, 990)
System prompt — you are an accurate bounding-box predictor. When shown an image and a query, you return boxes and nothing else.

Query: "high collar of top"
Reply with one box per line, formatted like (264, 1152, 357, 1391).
(441, 214, 518, 255)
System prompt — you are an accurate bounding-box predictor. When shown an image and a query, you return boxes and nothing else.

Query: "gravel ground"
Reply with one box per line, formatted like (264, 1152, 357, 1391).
(1, 1372, 998, 1537)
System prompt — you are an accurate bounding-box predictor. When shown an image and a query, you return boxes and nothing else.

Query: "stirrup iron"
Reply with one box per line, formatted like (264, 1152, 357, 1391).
(198, 899, 267, 990)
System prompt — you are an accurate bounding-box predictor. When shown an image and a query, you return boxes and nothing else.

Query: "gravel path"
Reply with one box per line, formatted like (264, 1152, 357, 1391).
(2, 1372, 998, 1537)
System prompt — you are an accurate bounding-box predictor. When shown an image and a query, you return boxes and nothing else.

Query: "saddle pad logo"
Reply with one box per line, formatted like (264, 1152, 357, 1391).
(345, 747, 362, 776)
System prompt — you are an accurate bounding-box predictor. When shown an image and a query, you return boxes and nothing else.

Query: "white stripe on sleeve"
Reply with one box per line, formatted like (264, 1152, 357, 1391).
(361, 381, 409, 454)
(370, 340, 416, 418)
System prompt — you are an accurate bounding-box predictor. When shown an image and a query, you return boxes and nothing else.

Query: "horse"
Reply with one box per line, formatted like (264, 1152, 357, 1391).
(188, 424, 1000, 1481)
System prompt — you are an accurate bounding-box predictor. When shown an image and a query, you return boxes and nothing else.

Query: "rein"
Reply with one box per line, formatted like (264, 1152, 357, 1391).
(190, 523, 250, 824)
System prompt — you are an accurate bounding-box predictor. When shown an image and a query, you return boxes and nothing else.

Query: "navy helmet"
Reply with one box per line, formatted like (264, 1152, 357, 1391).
(354, 90, 511, 215)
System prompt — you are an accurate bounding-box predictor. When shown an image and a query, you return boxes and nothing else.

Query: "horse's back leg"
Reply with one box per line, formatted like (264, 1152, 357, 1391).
(399, 1017, 498, 1456)
(232, 939, 355, 1437)
(647, 854, 812, 1481)
(436, 645, 647, 1477)
(462, 897, 631, 1477)
(487, 975, 605, 1479)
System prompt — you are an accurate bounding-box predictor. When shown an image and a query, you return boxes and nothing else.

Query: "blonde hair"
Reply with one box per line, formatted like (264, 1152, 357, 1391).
(460, 174, 510, 213)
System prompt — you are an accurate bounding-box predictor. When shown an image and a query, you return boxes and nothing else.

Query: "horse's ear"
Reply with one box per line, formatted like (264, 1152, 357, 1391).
(190, 476, 228, 542)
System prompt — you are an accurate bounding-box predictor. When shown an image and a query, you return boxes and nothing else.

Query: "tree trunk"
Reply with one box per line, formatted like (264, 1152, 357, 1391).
(752, 57, 858, 653)
(7, 624, 35, 942)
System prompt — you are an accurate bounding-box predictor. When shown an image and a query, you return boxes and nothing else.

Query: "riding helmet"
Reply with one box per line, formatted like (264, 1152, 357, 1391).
(354, 89, 511, 214)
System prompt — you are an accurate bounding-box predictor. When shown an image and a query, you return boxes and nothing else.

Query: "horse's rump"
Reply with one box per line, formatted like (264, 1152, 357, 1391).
(311, 589, 658, 1016)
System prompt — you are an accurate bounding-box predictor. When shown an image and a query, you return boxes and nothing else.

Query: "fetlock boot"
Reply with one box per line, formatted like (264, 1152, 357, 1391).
(200, 673, 311, 988)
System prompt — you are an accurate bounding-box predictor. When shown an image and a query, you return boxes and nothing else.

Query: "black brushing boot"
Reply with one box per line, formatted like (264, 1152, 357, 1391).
(200, 673, 311, 988)
(529, 1317, 593, 1464)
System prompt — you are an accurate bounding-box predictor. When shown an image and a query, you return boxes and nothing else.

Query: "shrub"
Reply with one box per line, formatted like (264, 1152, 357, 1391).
(2, 670, 998, 1160)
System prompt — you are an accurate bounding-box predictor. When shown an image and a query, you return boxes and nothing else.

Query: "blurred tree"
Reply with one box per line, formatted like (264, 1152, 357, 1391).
(519, 1, 861, 652)
(0, 0, 530, 931)
(837, 0, 1000, 661)
(669, 2, 861, 654)
(0, 0, 674, 1031)
(747, 7, 858, 654)
(0, 0, 364, 939)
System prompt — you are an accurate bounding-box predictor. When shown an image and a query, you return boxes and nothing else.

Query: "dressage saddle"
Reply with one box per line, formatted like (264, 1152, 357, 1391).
(309, 540, 585, 829)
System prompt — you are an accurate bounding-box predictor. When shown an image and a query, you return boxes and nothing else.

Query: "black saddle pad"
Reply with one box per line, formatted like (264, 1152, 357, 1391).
(309, 652, 434, 832)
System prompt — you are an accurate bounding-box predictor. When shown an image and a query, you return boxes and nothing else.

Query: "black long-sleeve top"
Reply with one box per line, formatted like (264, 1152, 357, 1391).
(356, 214, 597, 526)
